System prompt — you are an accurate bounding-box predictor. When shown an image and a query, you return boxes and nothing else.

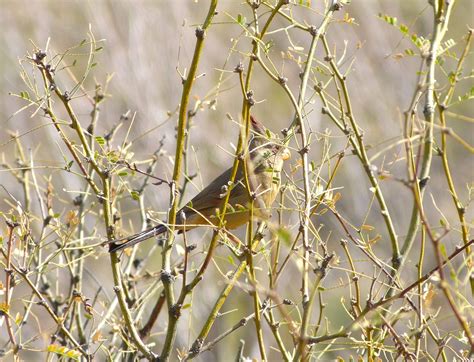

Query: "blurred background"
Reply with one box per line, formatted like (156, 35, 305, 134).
(1, 0, 472, 360)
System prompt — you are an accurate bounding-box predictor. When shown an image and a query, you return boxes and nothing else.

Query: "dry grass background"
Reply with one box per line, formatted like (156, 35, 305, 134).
(0, 0, 473, 360)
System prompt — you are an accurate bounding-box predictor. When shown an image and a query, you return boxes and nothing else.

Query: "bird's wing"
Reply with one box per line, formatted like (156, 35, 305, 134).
(183, 165, 249, 213)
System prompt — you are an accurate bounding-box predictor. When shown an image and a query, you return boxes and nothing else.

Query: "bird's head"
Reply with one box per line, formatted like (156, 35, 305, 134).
(249, 115, 290, 173)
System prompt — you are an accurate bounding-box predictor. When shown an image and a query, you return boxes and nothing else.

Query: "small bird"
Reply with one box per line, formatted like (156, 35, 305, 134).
(109, 116, 290, 253)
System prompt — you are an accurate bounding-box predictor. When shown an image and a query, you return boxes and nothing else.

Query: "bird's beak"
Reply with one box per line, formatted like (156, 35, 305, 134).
(281, 147, 291, 161)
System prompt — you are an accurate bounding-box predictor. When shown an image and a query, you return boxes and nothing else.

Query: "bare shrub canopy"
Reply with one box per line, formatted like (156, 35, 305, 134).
(0, 1, 473, 360)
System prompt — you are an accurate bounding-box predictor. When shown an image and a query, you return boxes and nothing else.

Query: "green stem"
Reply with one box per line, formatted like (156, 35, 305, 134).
(187, 226, 265, 359)
(437, 29, 473, 293)
(105, 176, 156, 359)
(400, 0, 456, 273)
(159, 2, 218, 360)
(321, 36, 400, 266)
(291, 7, 337, 359)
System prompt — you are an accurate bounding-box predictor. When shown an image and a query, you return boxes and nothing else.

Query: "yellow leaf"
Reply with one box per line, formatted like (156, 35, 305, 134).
(423, 283, 436, 309)
(92, 330, 102, 343)
(15, 312, 22, 326)
(65, 210, 79, 227)
(47, 344, 79, 360)
(0, 302, 9, 313)
(369, 234, 382, 245)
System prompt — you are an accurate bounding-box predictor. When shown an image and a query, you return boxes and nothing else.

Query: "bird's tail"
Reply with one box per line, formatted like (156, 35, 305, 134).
(108, 224, 167, 253)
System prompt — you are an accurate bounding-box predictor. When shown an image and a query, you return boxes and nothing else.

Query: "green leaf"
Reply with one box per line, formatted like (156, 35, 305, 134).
(450, 269, 457, 281)
(264, 40, 274, 52)
(130, 190, 140, 201)
(439, 243, 447, 259)
(458, 86, 474, 102)
(440, 38, 456, 53)
(277, 228, 291, 246)
(379, 14, 430, 51)
(379, 14, 398, 26)
(448, 71, 457, 84)
(20, 91, 30, 100)
(399, 24, 409, 34)
(95, 136, 105, 145)
(107, 150, 120, 163)
(237, 14, 246, 25)
(118, 171, 128, 176)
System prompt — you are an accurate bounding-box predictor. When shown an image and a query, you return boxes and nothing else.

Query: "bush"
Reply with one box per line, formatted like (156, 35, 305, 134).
(1, 1, 472, 360)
